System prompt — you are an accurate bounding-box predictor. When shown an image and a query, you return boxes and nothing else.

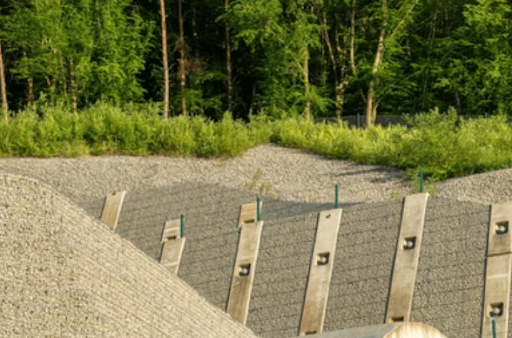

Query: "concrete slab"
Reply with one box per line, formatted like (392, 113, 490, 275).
(481, 255, 512, 338)
(160, 218, 186, 274)
(160, 238, 186, 274)
(161, 219, 181, 241)
(240, 202, 258, 227)
(300, 209, 343, 335)
(227, 220, 264, 325)
(100, 191, 126, 230)
(386, 193, 429, 323)
(488, 202, 512, 257)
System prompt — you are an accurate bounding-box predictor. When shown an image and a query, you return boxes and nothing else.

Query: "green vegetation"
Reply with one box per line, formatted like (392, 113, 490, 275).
(3, 105, 512, 183)
(1, 0, 512, 122)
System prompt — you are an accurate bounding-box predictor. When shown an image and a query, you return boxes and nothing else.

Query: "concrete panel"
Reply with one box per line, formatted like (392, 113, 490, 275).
(100, 191, 126, 230)
(227, 220, 264, 325)
(300, 209, 343, 335)
(160, 219, 185, 274)
(240, 202, 258, 227)
(161, 219, 181, 241)
(488, 202, 512, 257)
(160, 238, 186, 274)
(386, 193, 428, 323)
(482, 254, 512, 338)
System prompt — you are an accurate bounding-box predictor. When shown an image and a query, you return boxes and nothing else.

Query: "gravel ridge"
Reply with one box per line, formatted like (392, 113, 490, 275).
(0, 144, 411, 204)
(3, 143, 512, 205)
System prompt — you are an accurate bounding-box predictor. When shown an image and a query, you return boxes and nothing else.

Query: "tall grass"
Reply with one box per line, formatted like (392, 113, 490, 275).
(2, 104, 512, 181)
(0, 103, 272, 158)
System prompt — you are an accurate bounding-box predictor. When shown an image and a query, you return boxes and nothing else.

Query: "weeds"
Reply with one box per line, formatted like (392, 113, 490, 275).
(2, 104, 512, 184)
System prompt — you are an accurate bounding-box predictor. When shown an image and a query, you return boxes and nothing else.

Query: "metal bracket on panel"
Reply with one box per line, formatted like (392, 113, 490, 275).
(100, 191, 126, 231)
(299, 209, 343, 336)
(385, 193, 429, 324)
(481, 201, 512, 338)
(160, 219, 186, 275)
(226, 205, 264, 325)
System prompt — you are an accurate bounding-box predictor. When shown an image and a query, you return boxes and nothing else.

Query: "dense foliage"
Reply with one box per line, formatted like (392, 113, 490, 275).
(0, 0, 511, 119)
(2, 106, 512, 183)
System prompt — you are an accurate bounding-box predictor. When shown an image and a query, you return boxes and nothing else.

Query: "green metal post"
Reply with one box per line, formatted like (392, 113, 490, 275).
(335, 184, 339, 209)
(357, 113, 361, 128)
(419, 168, 424, 193)
(492, 319, 497, 338)
(180, 214, 184, 238)
(256, 197, 261, 222)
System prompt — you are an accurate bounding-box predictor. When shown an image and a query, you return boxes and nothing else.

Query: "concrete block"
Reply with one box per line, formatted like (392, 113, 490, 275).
(386, 193, 428, 323)
(227, 220, 264, 325)
(300, 209, 343, 336)
(481, 254, 512, 338)
(239, 202, 258, 227)
(100, 191, 126, 230)
(159, 218, 186, 274)
(488, 202, 512, 257)
(161, 219, 181, 241)
(160, 238, 186, 274)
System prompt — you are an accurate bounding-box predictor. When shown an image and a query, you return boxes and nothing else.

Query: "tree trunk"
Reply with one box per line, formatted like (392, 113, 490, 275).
(60, 58, 68, 97)
(0, 38, 7, 122)
(160, 0, 170, 119)
(28, 76, 34, 106)
(365, 26, 386, 127)
(225, 0, 233, 113)
(178, 0, 188, 116)
(23, 50, 34, 107)
(70, 59, 78, 112)
(303, 55, 311, 119)
(334, 26, 347, 119)
(349, 0, 357, 77)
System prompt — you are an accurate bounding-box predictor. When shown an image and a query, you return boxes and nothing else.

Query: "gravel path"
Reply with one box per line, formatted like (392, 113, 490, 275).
(0, 144, 412, 204)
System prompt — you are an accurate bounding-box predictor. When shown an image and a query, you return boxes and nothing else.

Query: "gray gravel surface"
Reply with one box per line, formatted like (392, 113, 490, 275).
(0, 173, 259, 338)
(0, 144, 411, 204)
(436, 168, 512, 204)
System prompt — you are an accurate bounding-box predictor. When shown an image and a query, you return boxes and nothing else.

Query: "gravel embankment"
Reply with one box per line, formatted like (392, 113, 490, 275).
(436, 168, 512, 204)
(0, 144, 411, 204)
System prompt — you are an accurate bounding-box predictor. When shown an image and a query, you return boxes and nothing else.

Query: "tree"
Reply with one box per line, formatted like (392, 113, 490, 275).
(178, 0, 187, 115)
(0, 37, 8, 121)
(365, 0, 420, 126)
(160, 0, 170, 118)
(225, 0, 233, 113)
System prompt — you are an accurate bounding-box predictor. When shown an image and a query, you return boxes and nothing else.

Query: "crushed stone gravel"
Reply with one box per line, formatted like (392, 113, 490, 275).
(5, 143, 511, 205)
(436, 168, 512, 204)
(0, 144, 412, 204)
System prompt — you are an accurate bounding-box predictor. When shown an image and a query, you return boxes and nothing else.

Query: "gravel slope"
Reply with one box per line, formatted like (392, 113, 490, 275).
(436, 168, 512, 204)
(0, 144, 411, 204)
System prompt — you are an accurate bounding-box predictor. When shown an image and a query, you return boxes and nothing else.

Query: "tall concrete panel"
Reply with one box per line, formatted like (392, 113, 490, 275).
(386, 193, 428, 323)
(482, 202, 512, 338)
(227, 219, 264, 324)
(101, 191, 126, 230)
(300, 209, 342, 335)
(160, 219, 186, 274)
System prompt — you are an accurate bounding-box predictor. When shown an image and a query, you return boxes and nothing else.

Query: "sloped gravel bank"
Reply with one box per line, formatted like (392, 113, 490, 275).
(0, 144, 411, 204)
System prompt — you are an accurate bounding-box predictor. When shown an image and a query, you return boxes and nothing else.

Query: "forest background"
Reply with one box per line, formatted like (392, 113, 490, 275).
(0, 0, 510, 124)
